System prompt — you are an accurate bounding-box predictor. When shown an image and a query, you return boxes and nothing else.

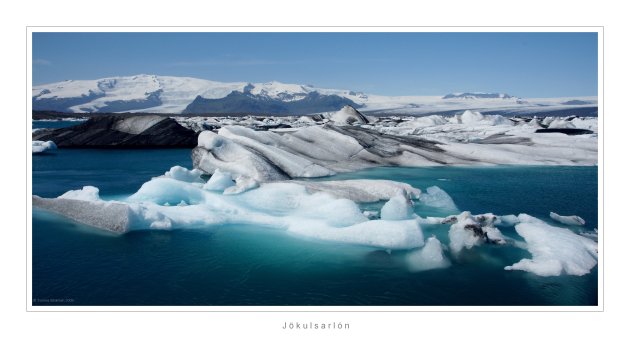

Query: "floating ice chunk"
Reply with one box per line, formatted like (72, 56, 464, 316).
(380, 193, 414, 220)
(550, 212, 586, 226)
(203, 168, 235, 191)
(36, 173, 432, 249)
(58, 186, 101, 202)
(447, 211, 507, 253)
(406, 236, 451, 272)
(418, 186, 457, 211)
(505, 214, 598, 276)
(32, 140, 56, 153)
(223, 176, 259, 195)
(164, 165, 204, 183)
(448, 212, 484, 254)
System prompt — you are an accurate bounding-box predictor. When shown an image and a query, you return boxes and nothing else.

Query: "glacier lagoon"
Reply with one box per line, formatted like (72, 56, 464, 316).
(32, 147, 597, 306)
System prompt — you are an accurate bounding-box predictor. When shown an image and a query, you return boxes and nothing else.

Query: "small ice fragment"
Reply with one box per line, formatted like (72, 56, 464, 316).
(407, 236, 451, 272)
(550, 212, 586, 226)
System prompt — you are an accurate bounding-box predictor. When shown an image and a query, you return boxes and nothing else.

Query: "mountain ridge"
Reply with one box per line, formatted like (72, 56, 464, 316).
(32, 74, 598, 116)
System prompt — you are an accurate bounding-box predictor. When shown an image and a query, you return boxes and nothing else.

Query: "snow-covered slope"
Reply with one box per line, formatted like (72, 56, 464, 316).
(33, 74, 598, 116)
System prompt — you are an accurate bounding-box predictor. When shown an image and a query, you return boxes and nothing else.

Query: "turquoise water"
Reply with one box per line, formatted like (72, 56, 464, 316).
(33, 120, 85, 130)
(32, 148, 598, 306)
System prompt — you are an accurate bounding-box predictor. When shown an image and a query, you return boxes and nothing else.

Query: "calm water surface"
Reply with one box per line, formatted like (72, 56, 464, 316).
(32, 147, 598, 306)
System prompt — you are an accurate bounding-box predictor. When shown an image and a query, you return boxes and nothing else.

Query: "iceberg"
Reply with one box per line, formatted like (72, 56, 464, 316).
(418, 186, 458, 211)
(505, 214, 597, 276)
(447, 212, 507, 254)
(406, 236, 450, 272)
(550, 212, 586, 226)
(32, 140, 56, 153)
(33, 169, 425, 249)
(380, 193, 414, 220)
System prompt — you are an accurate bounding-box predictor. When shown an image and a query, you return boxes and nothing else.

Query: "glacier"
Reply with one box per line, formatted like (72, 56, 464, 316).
(32, 74, 597, 115)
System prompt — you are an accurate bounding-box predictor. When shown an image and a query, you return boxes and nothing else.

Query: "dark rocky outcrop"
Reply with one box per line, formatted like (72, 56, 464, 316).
(535, 128, 594, 135)
(32, 115, 198, 148)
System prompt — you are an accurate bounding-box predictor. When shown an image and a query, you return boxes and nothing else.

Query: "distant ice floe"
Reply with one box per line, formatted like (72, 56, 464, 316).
(32, 140, 56, 153)
(505, 214, 597, 276)
(33, 165, 599, 277)
(550, 212, 586, 226)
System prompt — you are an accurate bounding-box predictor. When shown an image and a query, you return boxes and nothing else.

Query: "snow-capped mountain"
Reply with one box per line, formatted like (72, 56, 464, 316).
(32, 74, 598, 116)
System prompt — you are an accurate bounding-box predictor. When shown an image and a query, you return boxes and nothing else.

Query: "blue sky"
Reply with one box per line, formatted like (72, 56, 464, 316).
(32, 32, 597, 97)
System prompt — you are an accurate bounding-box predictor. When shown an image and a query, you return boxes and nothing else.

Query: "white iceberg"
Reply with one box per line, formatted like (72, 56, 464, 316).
(550, 211, 586, 226)
(32, 140, 57, 153)
(37, 175, 427, 250)
(380, 193, 414, 220)
(505, 214, 597, 276)
(406, 236, 450, 272)
(418, 186, 458, 211)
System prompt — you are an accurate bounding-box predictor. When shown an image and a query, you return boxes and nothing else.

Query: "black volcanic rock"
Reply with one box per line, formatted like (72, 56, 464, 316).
(32, 115, 198, 148)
